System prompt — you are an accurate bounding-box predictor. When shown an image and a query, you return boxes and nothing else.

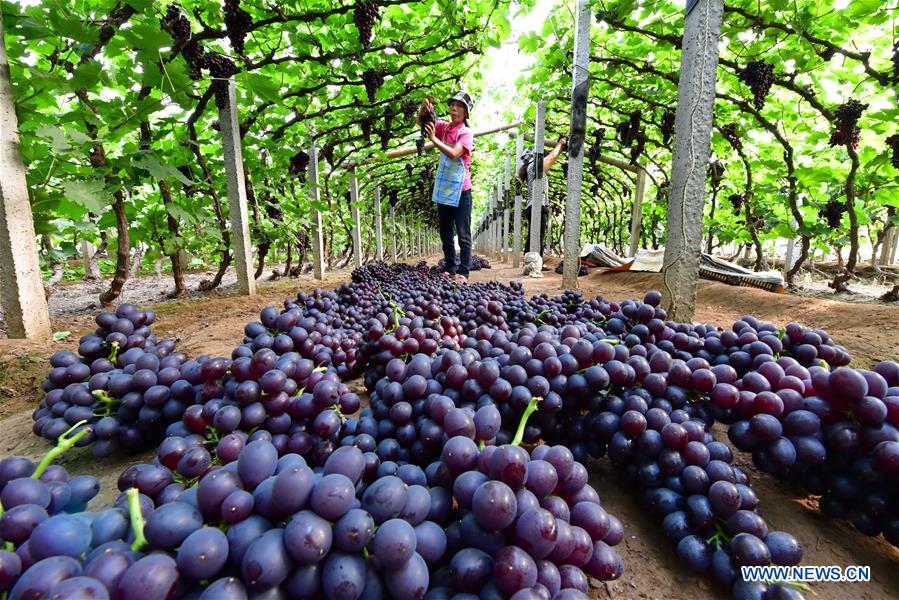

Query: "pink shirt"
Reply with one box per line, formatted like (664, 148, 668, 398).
(435, 121, 474, 191)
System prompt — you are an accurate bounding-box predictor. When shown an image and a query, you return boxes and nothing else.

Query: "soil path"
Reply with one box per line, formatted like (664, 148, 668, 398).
(1, 254, 897, 599)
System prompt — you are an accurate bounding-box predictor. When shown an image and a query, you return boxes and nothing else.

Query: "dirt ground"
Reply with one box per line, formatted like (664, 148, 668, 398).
(1, 254, 897, 599)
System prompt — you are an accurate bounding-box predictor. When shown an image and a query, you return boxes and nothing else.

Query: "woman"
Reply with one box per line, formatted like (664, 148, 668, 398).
(419, 92, 474, 283)
(518, 135, 567, 256)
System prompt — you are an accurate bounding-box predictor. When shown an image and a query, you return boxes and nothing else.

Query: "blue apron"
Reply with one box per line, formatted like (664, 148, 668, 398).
(431, 126, 467, 207)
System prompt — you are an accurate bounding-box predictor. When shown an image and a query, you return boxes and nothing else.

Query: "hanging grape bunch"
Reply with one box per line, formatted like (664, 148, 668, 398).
(887, 135, 899, 169)
(829, 99, 867, 149)
(379, 108, 395, 150)
(388, 188, 398, 206)
(892, 40, 899, 84)
(162, 4, 206, 80)
(206, 52, 239, 109)
(738, 61, 774, 110)
(821, 199, 846, 228)
(360, 117, 373, 143)
(353, 0, 380, 49)
(748, 213, 766, 232)
(223, 0, 252, 55)
(320, 140, 335, 167)
(405, 163, 414, 180)
(617, 111, 641, 147)
(422, 165, 433, 182)
(630, 129, 646, 164)
(660, 109, 675, 146)
(289, 150, 310, 182)
(588, 128, 605, 166)
(708, 160, 725, 190)
(362, 69, 384, 104)
(417, 101, 437, 157)
(721, 123, 743, 151)
(401, 100, 418, 120)
(729, 193, 744, 215)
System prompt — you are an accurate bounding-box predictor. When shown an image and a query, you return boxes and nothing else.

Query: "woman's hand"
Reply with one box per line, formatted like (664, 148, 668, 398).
(424, 122, 436, 141)
(416, 98, 434, 126)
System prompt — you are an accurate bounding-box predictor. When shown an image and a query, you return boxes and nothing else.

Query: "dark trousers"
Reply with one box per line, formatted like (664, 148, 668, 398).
(437, 189, 472, 277)
(524, 205, 548, 255)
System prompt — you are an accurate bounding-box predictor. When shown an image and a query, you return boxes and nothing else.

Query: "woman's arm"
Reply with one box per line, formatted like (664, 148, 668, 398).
(425, 123, 465, 159)
(543, 135, 567, 172)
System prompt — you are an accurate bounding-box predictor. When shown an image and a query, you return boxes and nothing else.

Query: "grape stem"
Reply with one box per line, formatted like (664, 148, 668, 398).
(107, 340, 120, 362)
(31, 420, 92, 479)
(127, 488, 148, 552)
(512, 396, 542, 446)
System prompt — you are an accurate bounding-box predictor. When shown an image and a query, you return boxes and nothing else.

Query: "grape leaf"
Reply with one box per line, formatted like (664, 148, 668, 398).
(62, 180, 112, 214)
(133, 155, 195, 186)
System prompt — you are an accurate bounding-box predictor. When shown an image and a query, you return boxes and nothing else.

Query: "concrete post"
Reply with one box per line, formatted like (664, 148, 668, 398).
(374, 186, 383, 261)
(0, 16, 51, 339)
(389, 204, 398, 263)
(217, 79, 256, 295)
(562, 0, 591, 288)
(349, 168, 362, 268)
(529, 101, 546, 257)
(403, 215, 408, 258)
(513, 133, 524, 268)
(660, 0, 724, 321)
(628, 167, 647, 257)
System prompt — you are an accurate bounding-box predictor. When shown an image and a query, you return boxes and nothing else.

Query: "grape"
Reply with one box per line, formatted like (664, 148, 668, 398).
(241, 528, 291, 588)
(321, 551, 367, 600)
(493, 545, 538, 595)
(384, 552, 429, 600)
(177, 526, 229, 580)
(117, 554, 180, 600)
(372, 519, 416, 569)
(449, 548, 493, 593)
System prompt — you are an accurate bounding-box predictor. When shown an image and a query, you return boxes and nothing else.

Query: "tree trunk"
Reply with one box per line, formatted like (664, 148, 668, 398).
(283, 240, 293, 276)
(706, 187, 718, 255)
(159, 180, 187, 297)
(830, 146, 861, 291)
(255, 243, 269, 280)
(99, 191, 130, 305)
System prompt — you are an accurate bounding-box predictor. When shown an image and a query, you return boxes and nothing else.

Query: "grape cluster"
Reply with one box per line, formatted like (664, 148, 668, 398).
(162, 4, 207, 80)
(554, 262, 588, 277)
(820, 199, 845, 228)
(289, 150, 310, 181)
(729, 194, 744, 216)
(28, 259, 899, 598)
(360, 117, 373, 143)
(888, 134, 899, 169)
(418, 104, 437, 157)
(720, 123, 743, 151)
(708, 160, 725, 189)
(353, 0, 380, 49)
(33, 305, 185, 456)
(738, 61, 774, 110)
(616, 111, 641, 147)
(829, 99, 867, 149)
(629, 130, 645, 164)
(660, 110, 675, 146)
(206, 53, 240, 109)
(223, 0, 252, 55)
(162, 3, 191, 39)
(891, 40, 899, 84)
(362, 69, 384, 103)
(320, 140, 335, 167)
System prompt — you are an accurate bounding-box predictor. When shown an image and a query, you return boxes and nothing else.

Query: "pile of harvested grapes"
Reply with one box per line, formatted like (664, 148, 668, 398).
(3, 261, 897, 599)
